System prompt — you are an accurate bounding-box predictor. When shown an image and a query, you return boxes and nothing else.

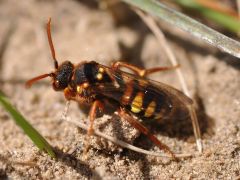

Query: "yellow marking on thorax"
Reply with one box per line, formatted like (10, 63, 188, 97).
(77, 83, 89, 95)
(99, 67, 104, 73)
(144, 101, 156, 118)
(96, 73, 103, 80)
(77, 86, 82, 94)
(96, 67, 105, 80)
(131, 92, 143, 113)
(83, 82, 89, 88)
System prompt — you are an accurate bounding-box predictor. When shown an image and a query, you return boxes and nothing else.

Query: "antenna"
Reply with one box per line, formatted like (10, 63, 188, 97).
(25, 18, 58, 88)
(47, 18, 58, 69)
(25, 73, 53, 88)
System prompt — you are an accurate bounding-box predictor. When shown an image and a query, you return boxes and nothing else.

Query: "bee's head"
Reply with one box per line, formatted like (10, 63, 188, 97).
(51, 61, 74, 91)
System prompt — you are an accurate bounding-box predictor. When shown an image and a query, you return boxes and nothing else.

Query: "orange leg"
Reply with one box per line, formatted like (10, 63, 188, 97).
(88, 100, 104, 135)
(112, 61, 179, 77)
(64, 88, 104, 136)
(83, 100, 104, 156)
(64, 87, 76, 101)
(118, 107, 177, 160)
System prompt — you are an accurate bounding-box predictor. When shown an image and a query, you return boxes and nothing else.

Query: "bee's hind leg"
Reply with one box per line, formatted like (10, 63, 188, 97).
(111, 61, 179, 77)
(117, 107, 177, 160)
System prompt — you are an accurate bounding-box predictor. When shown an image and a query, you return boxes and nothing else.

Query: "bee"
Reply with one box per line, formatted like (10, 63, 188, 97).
(26, 19, 202, 159)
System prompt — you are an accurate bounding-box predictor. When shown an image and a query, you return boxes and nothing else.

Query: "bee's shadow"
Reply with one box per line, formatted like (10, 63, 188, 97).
(54, 148, 102, 179)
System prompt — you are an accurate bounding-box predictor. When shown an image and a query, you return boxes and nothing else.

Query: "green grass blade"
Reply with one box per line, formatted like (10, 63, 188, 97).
(0, 91, 56, 158)
(122, 0, 240, 59)
(175, 0, 240, 33)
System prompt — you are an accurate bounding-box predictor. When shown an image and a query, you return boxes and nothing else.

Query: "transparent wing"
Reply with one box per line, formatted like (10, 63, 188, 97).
(94, 64, 192, 120)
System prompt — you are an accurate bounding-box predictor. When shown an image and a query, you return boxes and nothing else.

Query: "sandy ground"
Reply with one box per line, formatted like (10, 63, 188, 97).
(0, 0, 239, 179)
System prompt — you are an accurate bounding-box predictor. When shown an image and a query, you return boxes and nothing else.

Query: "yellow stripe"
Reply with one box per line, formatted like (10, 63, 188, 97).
(144, 101, 156, 118)
(131, 92, 143, 113)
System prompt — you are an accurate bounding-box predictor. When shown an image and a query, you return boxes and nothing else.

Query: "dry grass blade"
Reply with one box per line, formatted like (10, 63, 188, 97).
(122, 0, 240, 59)
(134, 9, 190, 97)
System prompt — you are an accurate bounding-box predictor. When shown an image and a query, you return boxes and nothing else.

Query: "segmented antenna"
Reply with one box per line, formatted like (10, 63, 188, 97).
(25, 73, 53, 88)
(47, 18, 58, 69)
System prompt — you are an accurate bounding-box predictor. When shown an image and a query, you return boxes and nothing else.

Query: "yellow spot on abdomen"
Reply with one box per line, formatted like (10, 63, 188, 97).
(144, 101, 156, 118)
(131, 92, 143, 113)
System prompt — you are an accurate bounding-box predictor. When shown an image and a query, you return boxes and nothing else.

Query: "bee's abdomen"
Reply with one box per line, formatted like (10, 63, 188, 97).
(122, 82, 173, 120)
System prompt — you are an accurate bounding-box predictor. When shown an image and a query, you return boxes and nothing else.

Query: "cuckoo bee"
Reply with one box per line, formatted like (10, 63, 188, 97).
(26, 19, 202, 159)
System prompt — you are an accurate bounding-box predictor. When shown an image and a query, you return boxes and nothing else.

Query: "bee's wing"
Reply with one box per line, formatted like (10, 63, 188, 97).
(96, 65, 192, 120)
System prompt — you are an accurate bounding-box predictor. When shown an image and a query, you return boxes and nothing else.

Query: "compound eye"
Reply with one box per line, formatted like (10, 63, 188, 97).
(55, 80, 59, 87)
(52, 80, 60, 90)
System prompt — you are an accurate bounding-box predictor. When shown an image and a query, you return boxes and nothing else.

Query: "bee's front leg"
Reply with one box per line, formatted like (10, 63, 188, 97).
(83, 100, 104, 156)
(88, 100, 104, 136)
